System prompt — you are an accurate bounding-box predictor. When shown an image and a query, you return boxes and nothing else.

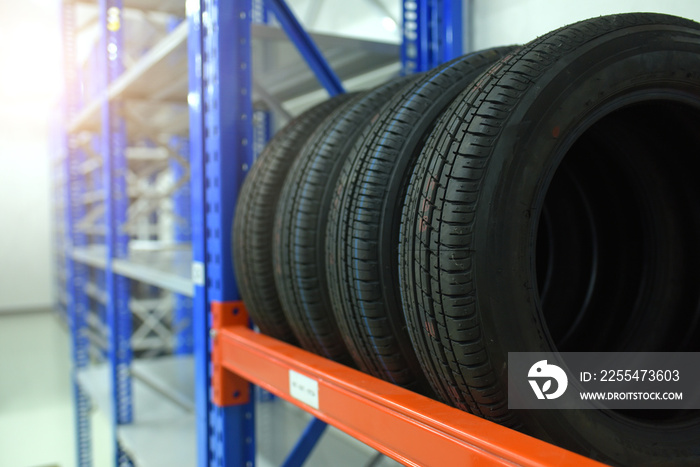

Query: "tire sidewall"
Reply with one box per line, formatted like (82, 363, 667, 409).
(473, 30, 700, 463)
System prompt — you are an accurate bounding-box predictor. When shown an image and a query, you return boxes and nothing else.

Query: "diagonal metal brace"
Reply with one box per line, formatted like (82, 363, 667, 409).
(263, 0, 345, 96)
(282, 417, 328, 467)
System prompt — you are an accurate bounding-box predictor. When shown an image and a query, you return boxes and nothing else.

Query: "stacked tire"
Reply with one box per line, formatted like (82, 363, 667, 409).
(234, 13, 700, 466)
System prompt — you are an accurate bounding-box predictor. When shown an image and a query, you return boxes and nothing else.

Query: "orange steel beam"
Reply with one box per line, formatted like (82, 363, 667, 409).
(213, 319, 606, 467)
(211, 301, 251, 406)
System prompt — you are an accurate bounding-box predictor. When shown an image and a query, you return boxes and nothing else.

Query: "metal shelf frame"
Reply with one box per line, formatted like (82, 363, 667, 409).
(212, 305, 604, 467)
(58, 0, 605, 465)
(60, 0, 407, 465)
(191, 1, 494, 466)
(61, 0, 195, 465)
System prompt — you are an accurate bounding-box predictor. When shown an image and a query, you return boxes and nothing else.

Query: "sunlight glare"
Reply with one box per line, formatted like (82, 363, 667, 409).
(0, 21, 63, 105)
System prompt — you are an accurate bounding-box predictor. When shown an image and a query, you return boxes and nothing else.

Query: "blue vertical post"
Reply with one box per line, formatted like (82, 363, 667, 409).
(402, 0, 432, 73)
(97, 268, 109, 360)
(402, 0, 462, 74)
(67, 150, 92, 467)
(99, 2, 133, 465)
(187, 1, 210, 465)
(253, 110, 272, 160)
(193, 1, 257, 465)
(402, 0, 423, 74)
(62, 1, 92, 465)
(418, 0, 432, 69)
(252, 0, 270, 24)
(437, 0, 463, 63)
(172, 136, 194, 354)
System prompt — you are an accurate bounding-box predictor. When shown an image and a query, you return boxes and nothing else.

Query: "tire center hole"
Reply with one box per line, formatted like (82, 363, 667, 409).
(535, 99, 700, 422)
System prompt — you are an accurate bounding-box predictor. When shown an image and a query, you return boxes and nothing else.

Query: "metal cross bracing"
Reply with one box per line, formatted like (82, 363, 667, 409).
(130, 290, 175, 356)
(69, 133, 190, 362)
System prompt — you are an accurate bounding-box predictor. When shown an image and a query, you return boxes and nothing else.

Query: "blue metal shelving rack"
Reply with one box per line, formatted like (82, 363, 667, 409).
(60, 3, 92, 463)
(59, 0, 466, 465)
(62, 1, 194, 465)
(191, 1, 463, 465)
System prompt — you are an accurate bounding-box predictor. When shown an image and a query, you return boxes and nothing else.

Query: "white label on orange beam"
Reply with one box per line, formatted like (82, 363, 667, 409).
(289, 370, 319, 409)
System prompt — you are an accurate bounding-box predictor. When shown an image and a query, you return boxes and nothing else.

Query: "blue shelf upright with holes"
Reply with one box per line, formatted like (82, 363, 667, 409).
(192, 1, 257, 464)
(61, 1, 92, 463)
(189, 0, 463, 465)
(59, 0, 474, 465)
(61, 0, 194, 465)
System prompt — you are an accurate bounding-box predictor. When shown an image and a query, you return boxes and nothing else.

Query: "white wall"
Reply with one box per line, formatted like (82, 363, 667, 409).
(0, 0, 60, 312)
(287, 0, 401, 43)
(0, 117, 53, 311)
(472, 0, 700, 51)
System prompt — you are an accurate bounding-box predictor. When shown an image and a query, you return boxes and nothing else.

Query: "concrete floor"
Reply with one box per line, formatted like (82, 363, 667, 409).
(0, 310, 403, 467)
(0, 310, 112, 467)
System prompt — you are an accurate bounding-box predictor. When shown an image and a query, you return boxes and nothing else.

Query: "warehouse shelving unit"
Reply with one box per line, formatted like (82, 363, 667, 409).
(62, 1, 196, 465)
(58, 0, 607, 466)
(59, 0, 402, 466)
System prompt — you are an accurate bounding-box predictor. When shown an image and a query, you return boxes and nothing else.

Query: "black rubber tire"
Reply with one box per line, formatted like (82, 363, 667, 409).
(325, 47, 515, 394)
(232, 94, 356, 343)
(273, 77, 417, 363)
(399, 13, 700, 465)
